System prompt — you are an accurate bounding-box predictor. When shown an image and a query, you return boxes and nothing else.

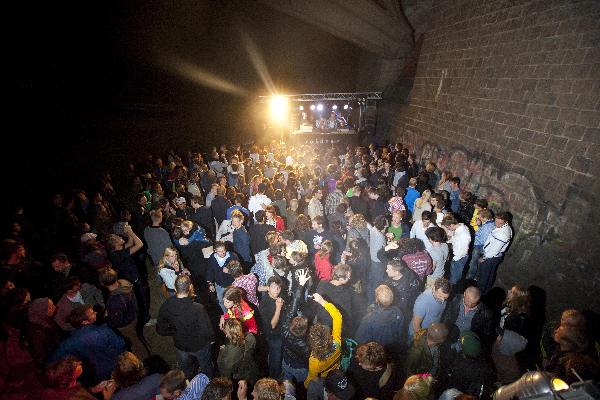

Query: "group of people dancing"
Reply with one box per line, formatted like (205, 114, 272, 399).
(1, 140, 598, 400)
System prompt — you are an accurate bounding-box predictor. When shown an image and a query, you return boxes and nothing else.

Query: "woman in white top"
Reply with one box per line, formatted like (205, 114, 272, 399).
(157, 247, 190, 296)
(412, 189, 433, 223)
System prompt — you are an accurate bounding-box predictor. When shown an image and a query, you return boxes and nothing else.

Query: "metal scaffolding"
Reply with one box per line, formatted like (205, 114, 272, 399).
(258, 92, 382, 103)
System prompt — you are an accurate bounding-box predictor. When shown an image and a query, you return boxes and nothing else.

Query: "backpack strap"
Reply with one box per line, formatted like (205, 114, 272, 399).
(379, 362, 393, 388)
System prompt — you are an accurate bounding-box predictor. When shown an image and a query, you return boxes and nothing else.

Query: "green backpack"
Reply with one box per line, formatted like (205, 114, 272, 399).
(340, 338, 358, 371)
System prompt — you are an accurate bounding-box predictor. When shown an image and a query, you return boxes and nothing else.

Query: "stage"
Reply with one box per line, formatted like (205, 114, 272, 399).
(289, 124, 358, 146)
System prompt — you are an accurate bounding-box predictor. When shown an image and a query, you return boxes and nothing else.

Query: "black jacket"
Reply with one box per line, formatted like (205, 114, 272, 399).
(205, 252, 237, 285)
(191, 206, 214, 239)
(248, 223, 276, 255)
(281, 285, 310, 369)
(156, 296, 215, 352)
(442, 295, 496, 349)
(211, 196, 232, 227)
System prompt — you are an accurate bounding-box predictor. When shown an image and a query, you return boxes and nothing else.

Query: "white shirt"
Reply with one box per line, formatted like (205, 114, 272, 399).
(248, 193, 272, 214)
(410, 220, 432, 250)
(159, 267, 178, 290)
(307, 197, 324, 220)
(449, 223, 471, 260)
(483, 223, 512, 259)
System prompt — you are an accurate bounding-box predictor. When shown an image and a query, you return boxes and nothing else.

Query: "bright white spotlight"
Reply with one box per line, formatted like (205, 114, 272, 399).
(316, 104, 324, 111)
(299, 105, 304, 111)
(270, 96, 288, 121)
(343, 104, 349, 110)
(332, 105, 338, 110)
(310, 104, 316, 111)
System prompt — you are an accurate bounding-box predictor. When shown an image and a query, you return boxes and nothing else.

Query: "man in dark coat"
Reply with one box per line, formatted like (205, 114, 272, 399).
(156, 275, 215, 379)
(441, 286, 496, 351)
(210, 186, 232, 228)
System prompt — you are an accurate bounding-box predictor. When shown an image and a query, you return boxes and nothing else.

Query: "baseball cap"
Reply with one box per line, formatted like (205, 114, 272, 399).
(460, 331, 481, 358)
(80, 233, 97, 243)
(325, 370, 355, 400)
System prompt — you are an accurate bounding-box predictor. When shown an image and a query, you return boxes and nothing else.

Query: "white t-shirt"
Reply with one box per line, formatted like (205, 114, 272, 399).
(248, 193, 272, 214)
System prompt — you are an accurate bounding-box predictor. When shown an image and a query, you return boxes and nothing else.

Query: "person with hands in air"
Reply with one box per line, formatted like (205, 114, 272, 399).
(304, 292, 343, 388)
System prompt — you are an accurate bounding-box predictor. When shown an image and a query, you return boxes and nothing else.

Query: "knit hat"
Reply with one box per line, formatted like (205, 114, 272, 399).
(460, 331, 481, 358)
(325, 370, 356, 400)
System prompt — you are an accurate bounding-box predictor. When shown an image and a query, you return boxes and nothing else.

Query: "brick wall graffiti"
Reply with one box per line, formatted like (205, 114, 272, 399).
(388, 0, 600, 314)
(403, 133, 541, 236)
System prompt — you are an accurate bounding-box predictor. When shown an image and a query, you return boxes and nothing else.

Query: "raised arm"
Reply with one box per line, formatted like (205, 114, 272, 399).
(312, 293, 342, 344)
(125, 225, 144, 255)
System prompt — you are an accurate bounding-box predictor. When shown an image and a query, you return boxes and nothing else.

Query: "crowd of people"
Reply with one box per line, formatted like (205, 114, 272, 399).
(1, 141, 598, 400)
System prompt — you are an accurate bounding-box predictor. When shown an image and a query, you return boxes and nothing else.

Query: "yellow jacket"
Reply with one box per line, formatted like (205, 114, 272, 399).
(304, 301, 342, 387)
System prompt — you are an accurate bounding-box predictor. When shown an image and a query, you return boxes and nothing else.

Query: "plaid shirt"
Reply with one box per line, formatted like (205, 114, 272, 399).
(325, 191, 344, 215)
(233, 274, 259, 306)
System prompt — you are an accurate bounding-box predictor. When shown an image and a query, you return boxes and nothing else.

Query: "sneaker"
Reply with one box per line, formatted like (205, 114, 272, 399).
(144, 318, 157, 327)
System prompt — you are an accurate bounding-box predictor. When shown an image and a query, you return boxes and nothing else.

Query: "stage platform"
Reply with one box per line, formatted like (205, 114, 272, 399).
(290, 126, 358, 146)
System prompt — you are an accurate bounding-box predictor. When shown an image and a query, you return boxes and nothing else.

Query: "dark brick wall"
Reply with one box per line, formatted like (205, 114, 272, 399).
(390, 0, 600, 316)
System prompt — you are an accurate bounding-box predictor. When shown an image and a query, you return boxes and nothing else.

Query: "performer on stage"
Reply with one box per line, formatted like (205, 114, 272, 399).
(326, 112, 338, 131)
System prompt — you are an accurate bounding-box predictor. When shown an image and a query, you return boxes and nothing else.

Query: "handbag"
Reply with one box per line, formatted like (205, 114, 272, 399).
(202, 246, 214, 258)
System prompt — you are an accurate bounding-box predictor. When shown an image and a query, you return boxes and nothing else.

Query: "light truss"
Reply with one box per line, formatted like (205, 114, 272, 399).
(258, 92, 382, 103)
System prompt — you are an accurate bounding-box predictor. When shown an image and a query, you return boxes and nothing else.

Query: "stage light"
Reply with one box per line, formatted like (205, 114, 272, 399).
(344, 104, 349, 110)
(332, 105, 338, 110)
(270, 96, 288, 122)
(317, 104, 324, 111)
(493, 372, 569, 400)
(299, 105, 304, 111)
(310, 104, 316, 111)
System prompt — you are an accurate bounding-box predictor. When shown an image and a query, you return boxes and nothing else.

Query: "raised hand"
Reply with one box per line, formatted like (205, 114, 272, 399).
(275, 297, 284, 309)
(297, 269, 311, 286)
(312, 292, 325, 305)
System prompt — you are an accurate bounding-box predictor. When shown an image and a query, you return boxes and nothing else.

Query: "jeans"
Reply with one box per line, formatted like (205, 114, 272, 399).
(267, 336, 283, 379)
(176, 343, 213, 380)
(282, 360, 307, 383)
(216, 284, 226, 313)
(466, 246, 483, 279)
(449, 255, 468, 284)
(476, 256, 502, 294)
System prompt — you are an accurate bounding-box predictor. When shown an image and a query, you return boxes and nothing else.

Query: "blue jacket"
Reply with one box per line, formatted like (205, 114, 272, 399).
(450, 189, 461, 213)
(355, 305, 405, 349)
(404, 187, 420, 213)
(474, 220, 495, 247)
(48, 324, 125, 382)
(187, 226, 209, 244)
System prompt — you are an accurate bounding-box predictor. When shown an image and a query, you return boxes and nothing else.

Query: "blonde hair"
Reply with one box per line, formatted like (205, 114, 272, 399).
(402, 374, 435, 400)
(375, 285, 394, 308)
(415, 190, 432, 208)
(181, 220, 193, 231)
(157, 247, 178, 270)
(506, 285, 530, 315)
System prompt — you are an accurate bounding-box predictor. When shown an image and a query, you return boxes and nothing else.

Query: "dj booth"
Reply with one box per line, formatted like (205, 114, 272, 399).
(290, 125, 359, 146)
